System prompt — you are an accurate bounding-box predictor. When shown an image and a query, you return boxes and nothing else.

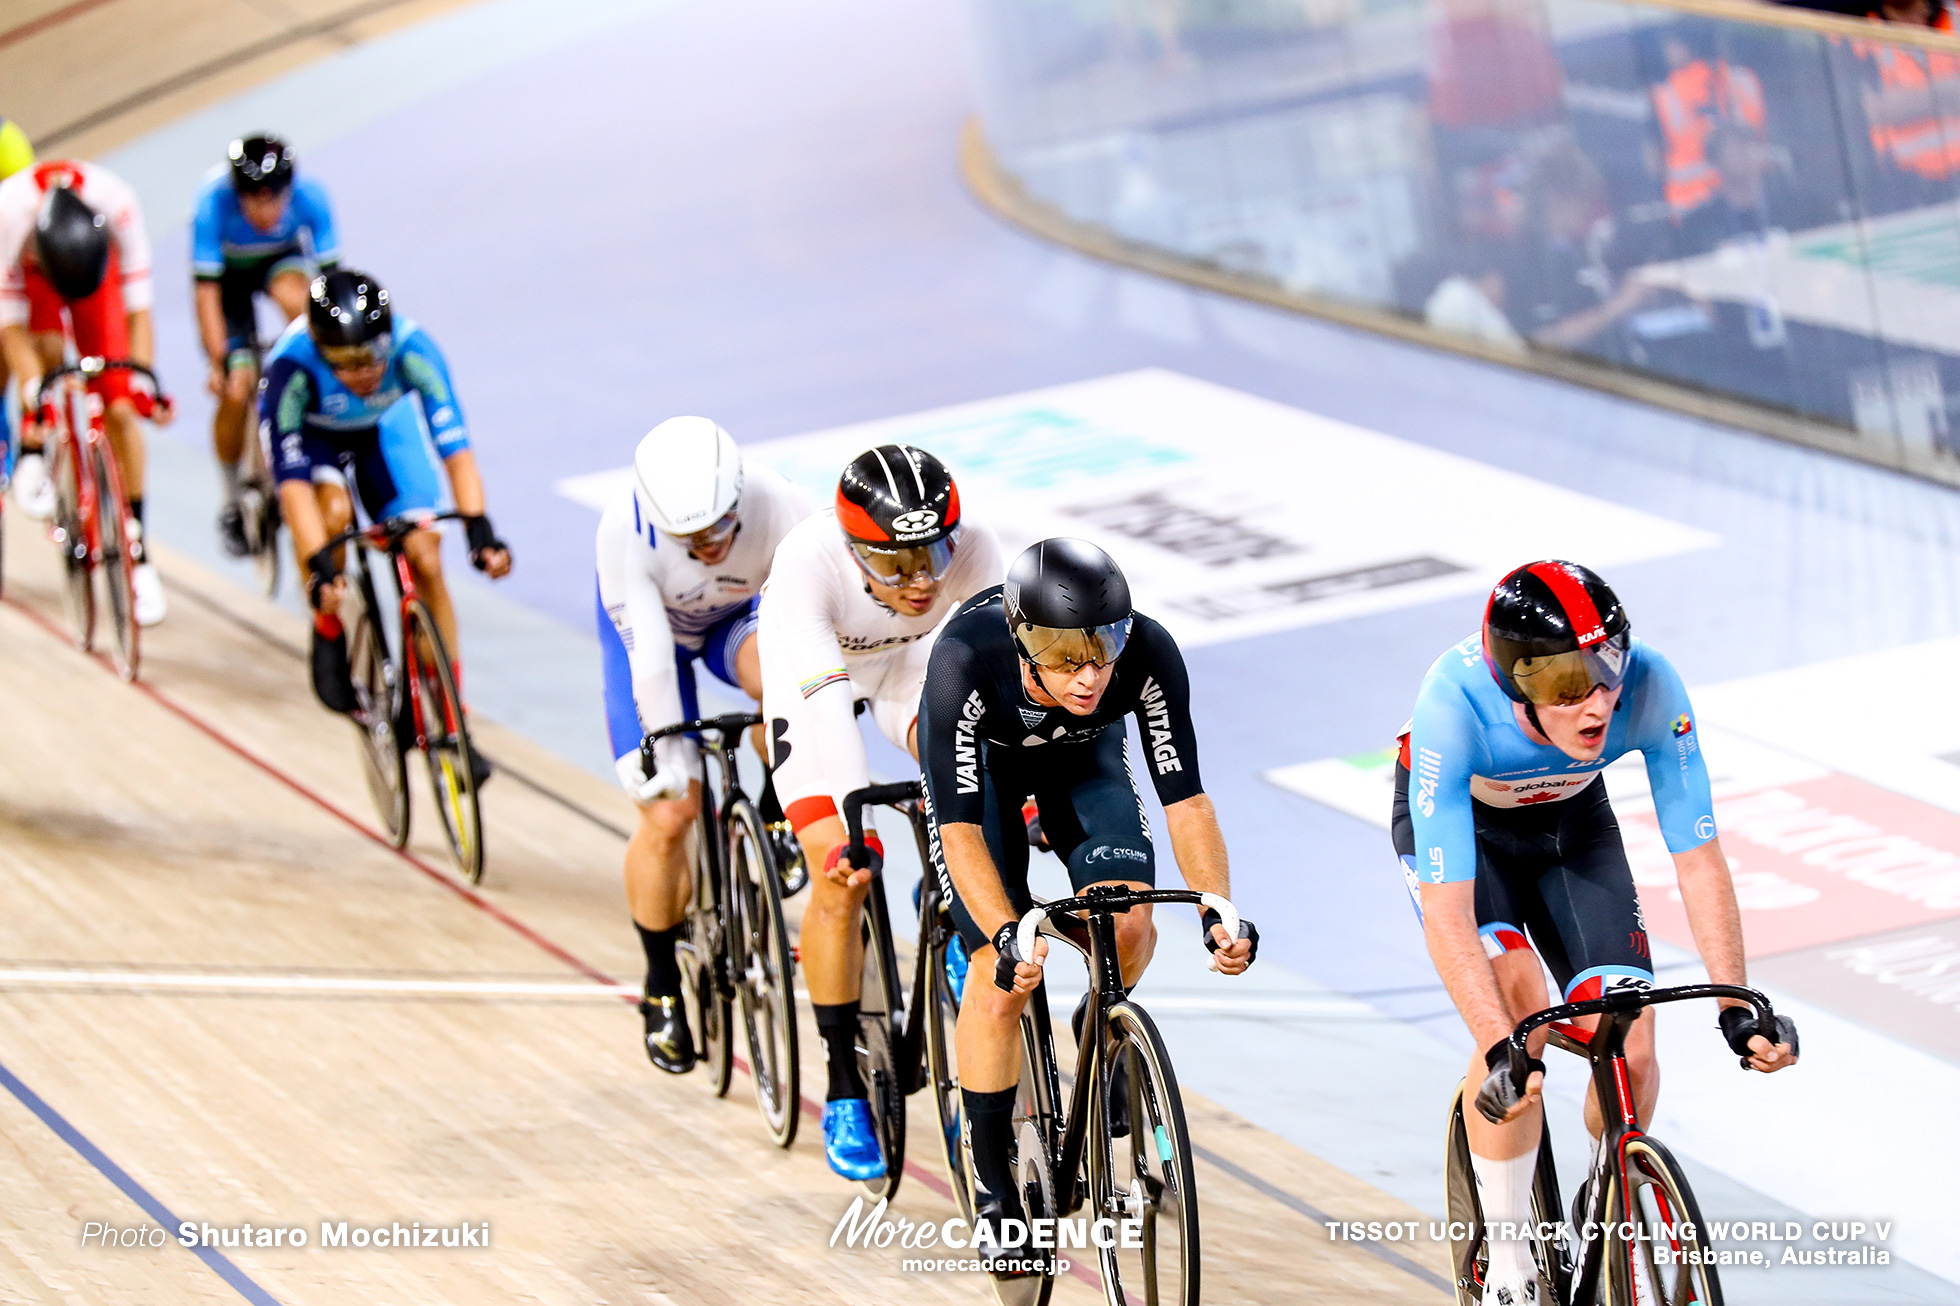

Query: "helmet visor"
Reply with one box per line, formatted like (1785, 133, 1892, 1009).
(849, 533, 957, 586)
(673, 507, 740, 553)
(1015, 618, 1133, 673)
(319, 334, 391, 373)
(1504, 630, 1630, 706)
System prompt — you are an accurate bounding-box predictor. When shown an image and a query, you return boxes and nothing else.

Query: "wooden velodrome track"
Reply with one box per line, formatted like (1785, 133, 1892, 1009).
(1, 3, 1449, 1300)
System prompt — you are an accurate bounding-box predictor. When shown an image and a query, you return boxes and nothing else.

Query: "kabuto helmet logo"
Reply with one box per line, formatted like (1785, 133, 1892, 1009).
(892, 509, 939, 537)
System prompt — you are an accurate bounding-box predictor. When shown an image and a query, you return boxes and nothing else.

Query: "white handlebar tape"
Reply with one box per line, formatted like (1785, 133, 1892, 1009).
(1015, 906, 1048, 966)
(1200, 892, 1240, 971)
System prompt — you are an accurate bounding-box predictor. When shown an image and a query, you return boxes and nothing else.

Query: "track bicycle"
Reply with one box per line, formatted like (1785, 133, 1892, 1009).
(34, 358, 171, 681)
(979, 885, 1239, 1306)
(1446, 983, 1792, 1306)
(641, 713, 801, 1145)
(323, 509, 484, 882)
(838, 780, 971, 1206)
(232, 339, 282, 596)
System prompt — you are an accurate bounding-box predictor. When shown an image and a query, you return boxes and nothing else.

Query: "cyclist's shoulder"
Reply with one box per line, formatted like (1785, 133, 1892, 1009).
(1413, 634, 1496, 722)
(946, 584, 1007, 632)
(191, 167, 233, 211)
(291, 175, 334, 213)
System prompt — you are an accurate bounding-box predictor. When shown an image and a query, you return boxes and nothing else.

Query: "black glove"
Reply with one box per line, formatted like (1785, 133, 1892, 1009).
(1201, 908, 1259, 965)
(463, 514, 507, 572)
(1719, 1006, 1799, 1068)
(305, 545, 341, 612)
(991, 920, 1028, 993)
(1473, 1039, 1546, 1125)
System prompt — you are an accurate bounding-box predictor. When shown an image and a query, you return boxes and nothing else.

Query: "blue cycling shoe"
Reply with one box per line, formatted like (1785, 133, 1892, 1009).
(822, 1098, 887, 1181)
(944, 934, 969, 1003)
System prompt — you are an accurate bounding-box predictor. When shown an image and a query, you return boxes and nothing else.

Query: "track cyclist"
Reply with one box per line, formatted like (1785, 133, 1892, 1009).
(596, 415, 812, 1072)
(920, 538, 1256, 1269)
(1396, 560, 1798, 1306)
(192, 134, 338, 556)
(264, 268, 511, 782)
(759, 443, 1002, 1181)
(1, 158, 171, 623)
(0, 116, 30, 435)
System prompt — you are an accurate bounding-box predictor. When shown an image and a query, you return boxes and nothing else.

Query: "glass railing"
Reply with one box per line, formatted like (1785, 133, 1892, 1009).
(966, 0, 1960, 469)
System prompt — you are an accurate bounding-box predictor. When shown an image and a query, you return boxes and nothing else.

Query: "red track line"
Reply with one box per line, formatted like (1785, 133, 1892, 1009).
(3, 590, 980, 1213)
(0, 0, 118, 52)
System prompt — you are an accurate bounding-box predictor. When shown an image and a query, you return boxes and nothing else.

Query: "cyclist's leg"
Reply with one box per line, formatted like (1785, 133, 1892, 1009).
(625, 647, 704, 988)
(263, 260, 309, 323)
(362, 404, 454, 649)
(1040, 724, 1158, 985)
(700, 595, 769, 760)
(212, 259, 269, 472)
(1529, 783, 1659, 1135)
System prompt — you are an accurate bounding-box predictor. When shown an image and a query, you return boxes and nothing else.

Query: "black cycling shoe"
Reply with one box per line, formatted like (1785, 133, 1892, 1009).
(972, 1187, 1043, 1279)
(769, 821, 808, 896)
(1071, 992, 1129, 1138)
(309, 625, 357, 714)
(467, 742, 493, 789)
(639, 995, 696, 1074)
(217, 502, 250, 558)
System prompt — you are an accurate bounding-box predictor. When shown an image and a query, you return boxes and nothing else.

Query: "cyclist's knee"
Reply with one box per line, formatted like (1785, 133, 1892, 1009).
(405, 531, 445, 581)
(1112, 901, 1156, 961)
(641, 795, 695, 843)
(223, 369, 255, 406)
(961, 956, 1031, 1025)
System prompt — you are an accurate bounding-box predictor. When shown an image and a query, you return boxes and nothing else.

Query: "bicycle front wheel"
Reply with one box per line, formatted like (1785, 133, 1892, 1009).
(924, 910, 973, 1220)
(49, 433, 93, 651)
(92, 443, 137, 681)
(855, 883, 907, 1200)
(1100, 1000, 1199, 1306)
(679, 787, 733, 1098)
(346, 571, 408, 846)
(726, 796, 799, 1146)
(1610, 1136, 1723, 1306)
(403, 599, 483, 883)
(244, 478, 281, 597)
(964, 998, 1060, 1306)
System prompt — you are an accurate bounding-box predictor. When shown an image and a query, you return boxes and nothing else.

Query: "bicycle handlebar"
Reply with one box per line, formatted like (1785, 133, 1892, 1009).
(35, 358, 171, 417)
(1500, 982, 1778, 1091)
(318, 508, 469, 557)
(1017, 888, 1238, 968)
(639, 712, 763, 778)
(841, 781, 922, 876)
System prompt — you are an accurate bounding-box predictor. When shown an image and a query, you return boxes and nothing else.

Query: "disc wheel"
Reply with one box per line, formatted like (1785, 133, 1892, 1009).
(678, 792, 733, 1097)
(1611, 1136, 1723, 1306)
(404, 599, 483, 883)
(727, 798, 799, 1146)
(1100, 1001, 1199, 1306)
(49, 432, 93, 651)
(855, 892, 907, 1200)
(93, 441, 138, 681)
(924, 913, 973, 1219)
(346, 572, 409, 847)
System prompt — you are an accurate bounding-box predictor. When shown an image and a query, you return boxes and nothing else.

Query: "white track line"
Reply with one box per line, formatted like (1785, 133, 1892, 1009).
(0, 969, 637, 998)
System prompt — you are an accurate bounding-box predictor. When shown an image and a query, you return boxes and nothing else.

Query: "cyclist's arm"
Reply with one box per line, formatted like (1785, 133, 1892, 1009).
(263, 357, 329, 560)
(126, 308, 154, 371)
(195, 283, 230, 368)
(918, 634, 1023, 940)
(595, 503, 687, 764)
(297, 179, 341, 269)
(757, 546, 870, 833)
(396, 328, 470, 464)
(442, 448, 488, 516)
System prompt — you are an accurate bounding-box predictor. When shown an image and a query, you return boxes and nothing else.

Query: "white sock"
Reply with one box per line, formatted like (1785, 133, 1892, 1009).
(1472, 1149, 1541, 1301)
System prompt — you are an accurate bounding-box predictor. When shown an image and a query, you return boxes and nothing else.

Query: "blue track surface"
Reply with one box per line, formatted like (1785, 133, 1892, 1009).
(102, 0, 1960, 1293)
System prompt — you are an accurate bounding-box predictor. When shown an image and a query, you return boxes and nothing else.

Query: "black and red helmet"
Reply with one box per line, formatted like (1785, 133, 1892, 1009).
(836, 445, 963, 584)
(1483, 560, 1631, 707)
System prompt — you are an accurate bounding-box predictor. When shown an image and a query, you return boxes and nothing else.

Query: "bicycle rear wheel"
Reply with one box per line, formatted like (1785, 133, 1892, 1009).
(346, 570, 409, 846)
(726, 796, 800, 1145)
(1610, 1136, 1722, 1306)
(403, 599, 484, 883)
(92, 441, 138, 681)
(1100, 1000, 1199, 1306)
(49, 432, 93, 650)
(679, 787, 734, 1097)
(855, 883, 907, 1200)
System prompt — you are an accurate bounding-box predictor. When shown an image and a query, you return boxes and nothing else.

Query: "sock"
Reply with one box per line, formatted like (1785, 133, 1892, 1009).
(127, 499, 147, 561)
(758, 775, 785, 825)
(218, 458, 241, 502)
(963, 1086, 1018, 1205)
(636, 922, 682, 999)
(1471, 1149, 1540, 1287)
(128, 497, 146, 532)
(812, 1001, 865, 1101)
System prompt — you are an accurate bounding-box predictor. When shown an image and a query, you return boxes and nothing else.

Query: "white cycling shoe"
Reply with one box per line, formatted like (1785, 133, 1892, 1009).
(13, 452, 54, 520)
(133, 561, 166, 626)
(1483, 1249, 1541, 1306)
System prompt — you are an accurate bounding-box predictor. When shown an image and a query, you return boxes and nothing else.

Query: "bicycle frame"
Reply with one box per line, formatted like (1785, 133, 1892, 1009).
(842, 782, 945, 1097)
(328, 510, 462, 750)
(1499, 982, 1779, 1304)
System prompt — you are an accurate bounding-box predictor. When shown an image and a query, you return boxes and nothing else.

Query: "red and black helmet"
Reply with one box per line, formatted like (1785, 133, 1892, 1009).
(1483, 560, 1631, 707)
(836, 445, 964, 585)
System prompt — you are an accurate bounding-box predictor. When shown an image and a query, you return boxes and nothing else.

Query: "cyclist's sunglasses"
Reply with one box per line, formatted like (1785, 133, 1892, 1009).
(671, 508, 740, 554)
(319, 335, 391, 373)
(848, 531, 958, 586)
(1505, 630, 1630, 707)
(1016, 618, 1132, 674)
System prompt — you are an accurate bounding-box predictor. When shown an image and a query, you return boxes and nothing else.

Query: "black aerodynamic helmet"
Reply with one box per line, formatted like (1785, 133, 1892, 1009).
(1004, 538, 1134, 671)
(836, 444, 963, 584)
(1483, 560, 1631, 707)
(229, 134, 294, 193)
(308, 269, 392, 356)
(33, 186, 110, 301)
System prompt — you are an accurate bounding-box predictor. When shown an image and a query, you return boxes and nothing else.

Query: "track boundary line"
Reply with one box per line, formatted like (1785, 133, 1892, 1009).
(0, 1057, 285, 1305)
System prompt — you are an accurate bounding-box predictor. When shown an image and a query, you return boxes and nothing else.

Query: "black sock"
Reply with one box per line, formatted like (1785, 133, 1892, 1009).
(129, 497, 145, 532)
(636, 923, 682, 999)
(963, 1086, 1018, 1203)
(758, 774, 785, 825)
(812, 1001, 865, 1101)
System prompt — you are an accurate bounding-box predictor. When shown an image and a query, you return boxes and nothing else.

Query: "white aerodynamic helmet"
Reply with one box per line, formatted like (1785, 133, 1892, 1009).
(633, 416, 743, 537)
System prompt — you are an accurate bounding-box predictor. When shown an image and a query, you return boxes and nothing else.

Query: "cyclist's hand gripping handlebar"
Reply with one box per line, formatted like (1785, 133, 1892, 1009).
(1010, 892, 1240, 983)
(1719, 1005, 1800, 1071)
